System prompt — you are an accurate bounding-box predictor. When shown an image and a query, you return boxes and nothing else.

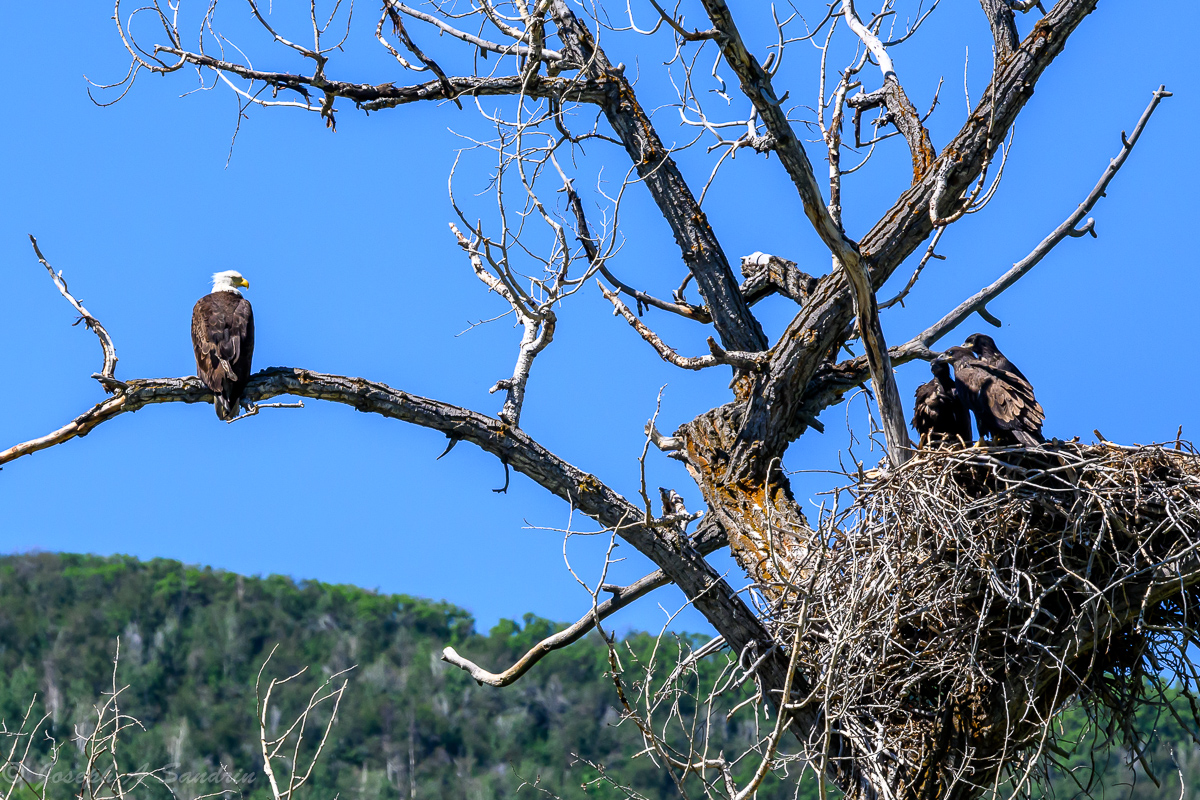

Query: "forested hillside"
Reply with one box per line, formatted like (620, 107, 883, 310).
(0, 553, 795, 799)
(0, 553, 1194, 799)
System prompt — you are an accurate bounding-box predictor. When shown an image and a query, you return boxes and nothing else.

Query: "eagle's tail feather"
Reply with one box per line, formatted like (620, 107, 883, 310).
(214, 393, 237, 421)
(1013, 429, 1041, 447)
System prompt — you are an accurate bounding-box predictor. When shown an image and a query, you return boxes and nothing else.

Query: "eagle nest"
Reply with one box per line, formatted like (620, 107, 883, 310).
(778, 441, 1200, 797)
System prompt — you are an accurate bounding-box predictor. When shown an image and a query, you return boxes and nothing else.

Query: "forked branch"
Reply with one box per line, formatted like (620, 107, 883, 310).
(450, 224, 556, 427)
(255, 647, 351, 800)
(807, 85, 1170, 401)
(842, 0, 937, 182)
(599, 282, 771, 372)
(902, 85, 1171, 355)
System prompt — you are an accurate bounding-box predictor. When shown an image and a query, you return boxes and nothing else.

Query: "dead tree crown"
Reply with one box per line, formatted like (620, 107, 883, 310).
(6, 2, 1193, 799)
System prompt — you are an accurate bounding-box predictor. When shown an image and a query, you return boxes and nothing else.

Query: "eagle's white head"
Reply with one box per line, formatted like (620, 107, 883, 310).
(212, 270, 250, 295)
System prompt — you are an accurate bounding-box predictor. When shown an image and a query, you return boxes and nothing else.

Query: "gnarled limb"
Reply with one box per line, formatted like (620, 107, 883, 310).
(842, 0, 937, 183)
(0, 364, 763, 659)
(550, 0, 768, 354)
(384, 2, 565, 63)
(759, 0, 1102, 461)
(0, 363, 779, 702)
(697, 0, 860, 268)
(801, 86, 1170, 410)
(739, 253, 818, 307)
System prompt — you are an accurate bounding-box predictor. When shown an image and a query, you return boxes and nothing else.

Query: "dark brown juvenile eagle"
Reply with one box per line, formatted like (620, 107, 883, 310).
(935, 345, 1044, 446)
(911, 358, 972, 446)
(191, 270, 254, 421)
(964, 333, 1029, 380)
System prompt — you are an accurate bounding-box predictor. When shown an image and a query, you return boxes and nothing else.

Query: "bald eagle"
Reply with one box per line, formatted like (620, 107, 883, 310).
(936, 345, 1044, 446)
(911, 358, 972, 446)
(192, 271, 254, 421)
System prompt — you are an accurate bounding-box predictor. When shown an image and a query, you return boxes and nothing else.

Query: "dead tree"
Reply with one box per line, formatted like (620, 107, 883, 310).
(0, 640, 347, 800)
(4, 1, 1192, 798)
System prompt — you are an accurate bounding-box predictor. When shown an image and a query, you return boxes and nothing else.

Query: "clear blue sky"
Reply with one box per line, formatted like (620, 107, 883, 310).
(2, 2, 1196, 636)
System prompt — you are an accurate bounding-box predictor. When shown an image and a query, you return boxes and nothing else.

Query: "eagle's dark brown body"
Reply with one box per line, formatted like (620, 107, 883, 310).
(938, 343, 1044, 446)
(911, 359, 972, 446)
(964, 333, 1028, 380)
(191, 291, 254, 420)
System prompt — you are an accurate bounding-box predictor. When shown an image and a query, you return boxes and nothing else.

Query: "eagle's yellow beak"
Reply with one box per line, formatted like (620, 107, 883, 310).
(237, 277, 250, 288)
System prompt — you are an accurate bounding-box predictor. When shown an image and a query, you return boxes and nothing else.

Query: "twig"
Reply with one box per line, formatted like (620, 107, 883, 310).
(598, 281, 770, 372)
(879, 227, 947, 310)
(227, 400, 306, 423)
(900, 85, 1171, 355)
(29, 236, 122, 392)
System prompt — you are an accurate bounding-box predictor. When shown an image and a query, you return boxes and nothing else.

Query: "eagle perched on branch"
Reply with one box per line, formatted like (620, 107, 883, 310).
(191, 271, 255, 421)
(935, 338, 1044, 446)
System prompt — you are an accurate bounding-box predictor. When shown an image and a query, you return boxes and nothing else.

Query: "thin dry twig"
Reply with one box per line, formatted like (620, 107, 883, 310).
(29, 236, 123, 392)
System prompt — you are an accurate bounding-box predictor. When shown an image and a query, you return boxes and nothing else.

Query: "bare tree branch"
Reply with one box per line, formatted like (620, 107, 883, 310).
(692, 1, 917, 466)
(840, 252, 914, 466)
(386, 2, 565, 62)
(738, 253, 818, 307)
(0, 362, 782, 689)
(151, 48, 611, 112)
(697, 0, 860, 267)
(558, 164, 714, 324)
(758, 0, 1102, 460)
(804, 86, 1170, 405)
(29, 236, 122, 392)
(599, 282, 770, 372)
(442, 516, 729, 687)
(901, 85, 1170, 355)
(878, 226, 947, 310)
(451, 223, 556, 426)
(442, 570, 669, 687)
(551, 0, 768, 354)
(842, 0, 937, 182)
(255, 647, 352, 800)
